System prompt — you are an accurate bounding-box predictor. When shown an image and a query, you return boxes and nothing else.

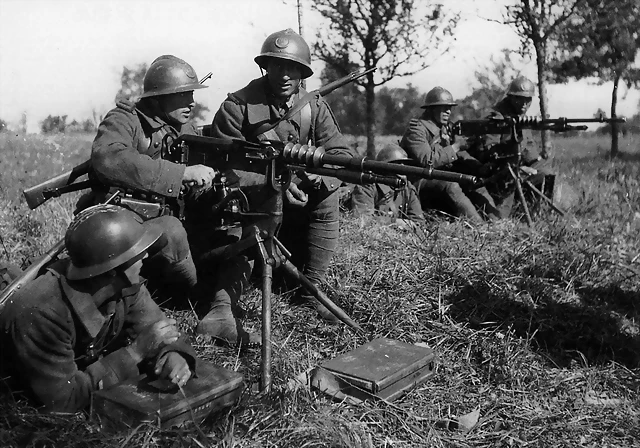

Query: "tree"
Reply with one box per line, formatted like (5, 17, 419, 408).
(40, 115, 67, 134)
(375, 84, 423, 135)
(311, 0, 459, 157)
(115, 64, 147, 102)
(548, 0, 640, 156)
(319, 64, 366, 135)
(0, 118, 7, 133)
(504, 0, 586, 158)
(456, 49, 526, 120)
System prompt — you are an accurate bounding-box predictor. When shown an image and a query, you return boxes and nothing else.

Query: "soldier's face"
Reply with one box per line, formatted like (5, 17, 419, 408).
(509, 95, 532, 115)
(158, 91, 195, 125)
(432, 105, 452, 126)
(266, 59, 303, 99)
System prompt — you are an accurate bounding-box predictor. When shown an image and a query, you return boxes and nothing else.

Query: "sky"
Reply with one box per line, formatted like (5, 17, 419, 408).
(0, 0, 638, 133)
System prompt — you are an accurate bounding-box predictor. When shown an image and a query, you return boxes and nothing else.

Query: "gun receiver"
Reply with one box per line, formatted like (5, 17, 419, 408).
(452, 114, 627, 136)
(23, 159, 92, 209)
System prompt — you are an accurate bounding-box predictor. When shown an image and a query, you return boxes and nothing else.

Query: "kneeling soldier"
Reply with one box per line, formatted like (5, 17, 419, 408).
(0, 205, 196, 413)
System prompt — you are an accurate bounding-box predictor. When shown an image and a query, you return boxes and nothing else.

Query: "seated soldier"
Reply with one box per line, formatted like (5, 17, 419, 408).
(472, 76, 557, 217)
(400, 87, 501, 223)
(350, 144, 425, 226)
(0, 205, 196, 413)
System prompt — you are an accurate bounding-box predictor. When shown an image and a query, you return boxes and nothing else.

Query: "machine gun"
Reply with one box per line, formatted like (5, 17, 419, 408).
(449, 114, 626, 225)
(165, 134, 478, 391)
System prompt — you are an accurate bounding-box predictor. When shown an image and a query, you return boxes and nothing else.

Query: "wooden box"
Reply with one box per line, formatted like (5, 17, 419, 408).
(319, 338, 435, 401)
(92, 361, 244, 431)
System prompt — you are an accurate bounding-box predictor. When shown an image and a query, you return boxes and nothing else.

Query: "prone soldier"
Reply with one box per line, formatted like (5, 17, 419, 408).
(0, 205, 196, 413)
(400, 87, 501, 223)
(349, 144, 425, 225)
(209, 29, 359, 323)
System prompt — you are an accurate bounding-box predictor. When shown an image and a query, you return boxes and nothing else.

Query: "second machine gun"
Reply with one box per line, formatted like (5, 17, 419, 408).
(450, 114, 626, 225)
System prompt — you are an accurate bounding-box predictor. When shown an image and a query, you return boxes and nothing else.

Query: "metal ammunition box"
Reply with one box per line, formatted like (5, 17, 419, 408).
(92, 361, 244, 431)
(320, 338, 435, 401)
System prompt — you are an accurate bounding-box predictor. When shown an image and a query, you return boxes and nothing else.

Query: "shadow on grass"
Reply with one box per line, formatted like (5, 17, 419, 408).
(446, 278, 640, 369)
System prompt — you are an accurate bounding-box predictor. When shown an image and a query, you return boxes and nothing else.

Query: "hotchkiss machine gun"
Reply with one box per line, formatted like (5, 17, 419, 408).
(451, 114, 627, 226)
(4, 67, 478, 393)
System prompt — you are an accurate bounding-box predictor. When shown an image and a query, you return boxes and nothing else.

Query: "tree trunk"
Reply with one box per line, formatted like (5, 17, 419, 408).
(534, 41, 551, 159)
(365, 77, 376, 158)
(610, 73, 620, 158)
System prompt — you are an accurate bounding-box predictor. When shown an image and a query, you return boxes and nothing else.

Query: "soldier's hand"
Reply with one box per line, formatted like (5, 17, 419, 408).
(285, 183, 308, 207)
(154, 352, 192, 387)
(128, 319, 180, 362)
(299, 172, 322, 189)
(183, 165, 218, 188)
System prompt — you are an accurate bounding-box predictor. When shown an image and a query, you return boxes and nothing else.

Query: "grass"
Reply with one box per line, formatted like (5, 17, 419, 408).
(0, 131, 639, 447)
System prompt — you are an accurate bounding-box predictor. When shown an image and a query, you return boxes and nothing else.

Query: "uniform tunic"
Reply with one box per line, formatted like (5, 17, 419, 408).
(89, 100, 198, 287)
(350, 183, 425, 223)
(400, 114, 500, 222)
(0, 259, 196, 412)
(210, 76, 357, 285)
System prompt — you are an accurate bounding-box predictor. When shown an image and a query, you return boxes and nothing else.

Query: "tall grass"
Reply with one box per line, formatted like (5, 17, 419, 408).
(0, 132, 638, 447)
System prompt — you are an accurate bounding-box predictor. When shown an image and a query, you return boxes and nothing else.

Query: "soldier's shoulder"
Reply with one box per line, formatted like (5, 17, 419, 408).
(227, 77, 266, 106)
(2, 271, 65, 319)
(115, 99, 138, 114)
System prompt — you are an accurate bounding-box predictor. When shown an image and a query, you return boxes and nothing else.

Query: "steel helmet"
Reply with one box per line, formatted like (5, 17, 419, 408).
(65, 205, 162, 280)
(376, 144, 415, 164)
(507, 76, 535, 97)
(255, 29, 313, 79)
(139, 55, 208, 99)
(421, 86, 457, 108)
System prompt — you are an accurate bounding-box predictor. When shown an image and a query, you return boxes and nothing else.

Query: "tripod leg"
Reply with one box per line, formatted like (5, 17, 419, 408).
(256, 234, 273, 392)
(278, 258, 363, 333)
(508, 165, 533, 227)
(524, 180, 566, 216)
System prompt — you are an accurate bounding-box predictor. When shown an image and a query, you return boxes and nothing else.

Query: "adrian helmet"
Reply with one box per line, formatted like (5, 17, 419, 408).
(139, 55, 208, 99)
(65, 205, 162, 280)
(254, 29, 313, 79)
(421, 86, 457, 108)
(506, 76, 535, 97)
(376, 144, 416, 165)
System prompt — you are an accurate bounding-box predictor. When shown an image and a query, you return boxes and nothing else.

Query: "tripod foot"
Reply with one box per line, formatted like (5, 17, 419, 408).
(292, 294, 341, 324)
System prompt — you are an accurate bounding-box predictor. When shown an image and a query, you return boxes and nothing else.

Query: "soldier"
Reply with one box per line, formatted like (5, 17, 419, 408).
(89, 56, 258, 347)
(90, 54, 216, 293)
(400, 87, 501, 223)
(209, 28, 358, 323)
(475, 76, 557, 216)
(350, 144, 425, 225)
(0, 205, 196, 413)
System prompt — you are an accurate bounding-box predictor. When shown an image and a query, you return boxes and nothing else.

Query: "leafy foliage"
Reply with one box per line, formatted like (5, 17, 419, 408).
(311, 0, 459, 156)
(40, 115, 68, 134)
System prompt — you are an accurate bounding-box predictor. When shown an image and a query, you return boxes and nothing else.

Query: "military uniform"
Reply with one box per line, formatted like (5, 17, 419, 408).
(400, 115, 500, 222)
(90, 99, 198, 290)
(0, 258, 196, 412)
(210, 75, 355, 287)
(350, 182, 424, 223)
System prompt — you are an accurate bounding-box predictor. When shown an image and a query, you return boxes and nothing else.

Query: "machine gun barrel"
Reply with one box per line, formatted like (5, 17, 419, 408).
(452, 114, 627, 136)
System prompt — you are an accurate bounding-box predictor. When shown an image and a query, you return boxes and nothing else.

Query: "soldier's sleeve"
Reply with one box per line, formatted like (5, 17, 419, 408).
(7, 296, 139, 412)
(406, 185, 425, 224)
(210, 99, 246, 140)
(91, 107, 185, 198)
(400, 119, 457, 169)
(122, 285, 197, 371)
(350, 184, 377, 217)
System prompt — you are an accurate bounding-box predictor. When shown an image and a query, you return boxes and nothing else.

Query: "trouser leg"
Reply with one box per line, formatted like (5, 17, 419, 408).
(141, 215, 197, 288)
(415, 179, 484, 224)
(466, 186, 502, 221)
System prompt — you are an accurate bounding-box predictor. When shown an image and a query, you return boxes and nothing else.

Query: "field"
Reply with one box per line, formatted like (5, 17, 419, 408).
(0, 132, 639, 447)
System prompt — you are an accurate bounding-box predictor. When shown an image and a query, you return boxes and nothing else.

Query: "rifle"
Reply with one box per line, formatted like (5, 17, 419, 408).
(0, 191, 121, 314)
(23, 159, 92, 209)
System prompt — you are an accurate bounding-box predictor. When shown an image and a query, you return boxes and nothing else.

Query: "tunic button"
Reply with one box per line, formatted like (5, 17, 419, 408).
(288, 134, 294, 141)
(168, 188, 173, 194)
(154, 142, 159, 147)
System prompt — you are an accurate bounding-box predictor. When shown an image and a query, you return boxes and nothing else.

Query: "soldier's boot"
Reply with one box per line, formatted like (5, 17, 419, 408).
(195, 256, 260, 347)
